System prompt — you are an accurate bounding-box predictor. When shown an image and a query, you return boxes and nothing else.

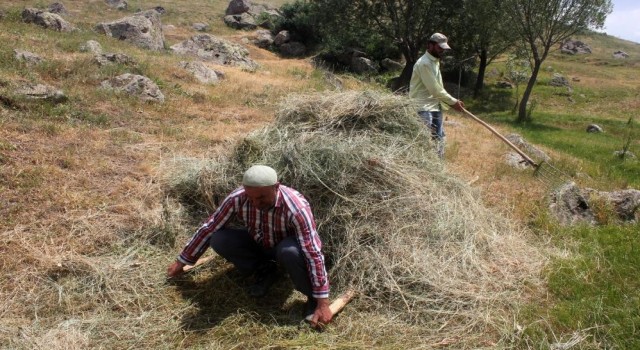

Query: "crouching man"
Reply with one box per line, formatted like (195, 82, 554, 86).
(166, 165, 331, 327)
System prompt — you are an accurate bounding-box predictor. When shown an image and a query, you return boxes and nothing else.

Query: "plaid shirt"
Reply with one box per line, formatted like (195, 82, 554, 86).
(178, 185, 329, 298)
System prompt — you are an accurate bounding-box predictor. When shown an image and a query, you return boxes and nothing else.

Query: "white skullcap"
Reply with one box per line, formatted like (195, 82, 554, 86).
(242, 165, 278, 187)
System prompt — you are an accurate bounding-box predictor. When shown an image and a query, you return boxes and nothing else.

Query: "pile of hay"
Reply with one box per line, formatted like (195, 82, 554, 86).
(171, 91, 543, 344)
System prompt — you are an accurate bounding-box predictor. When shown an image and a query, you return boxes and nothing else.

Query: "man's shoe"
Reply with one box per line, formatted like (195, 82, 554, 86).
(247, 261, 278, 298)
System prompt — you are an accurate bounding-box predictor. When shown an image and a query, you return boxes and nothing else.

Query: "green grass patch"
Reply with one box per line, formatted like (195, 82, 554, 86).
(481, 111, 639, 188)
(518, 223, 640, 349)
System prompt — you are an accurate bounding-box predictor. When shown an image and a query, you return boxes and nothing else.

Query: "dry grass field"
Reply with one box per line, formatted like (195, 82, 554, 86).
(1, 0, 639, 349)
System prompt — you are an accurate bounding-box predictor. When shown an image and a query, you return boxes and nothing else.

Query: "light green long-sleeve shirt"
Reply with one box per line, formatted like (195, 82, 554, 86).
(409, 51, 458, 112)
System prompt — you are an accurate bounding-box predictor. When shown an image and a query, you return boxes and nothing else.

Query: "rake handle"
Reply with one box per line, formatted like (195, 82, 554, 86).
(460, 108, 539, 167)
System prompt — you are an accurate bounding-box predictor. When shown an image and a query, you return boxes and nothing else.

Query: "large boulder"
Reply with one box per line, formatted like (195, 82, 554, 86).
(549, 73, 570, 87)
(351, 57, 379, 74)
(225, 0, 251, 15)
(178, 61, 224, 85)
(550, 182, 640, 225)
(95, 10, 164, 51)
(380, 58, 404, 72)
(100, 73, 164, 103)
(14, 49, 43, 66)
(505, 134, 551, 163)
(613, 50, 629, 59)
(223, 13, 257, 30)
(79, 40, 103, 54)
(560, 39, 591, 55)
(15, 83, 67, 103)
(170, 34, 258, 70)
(22, 8, 76, 32)
(252, 29, 274, 49)
(48, 2, 68, 16)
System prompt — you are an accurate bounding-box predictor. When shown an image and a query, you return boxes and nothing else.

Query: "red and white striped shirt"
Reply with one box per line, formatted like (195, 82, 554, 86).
(178, 185, 329, 298)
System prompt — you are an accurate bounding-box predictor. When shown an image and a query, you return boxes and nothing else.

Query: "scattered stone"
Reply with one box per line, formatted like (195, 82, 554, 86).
(614, 150, 636, 159)
(79, 40, 103, 54)
(380, 58, 404, 72)
(224, 13, 257, 30)
(613, 50, 629, 59)
(495, 81, 514, 89)
(95, 10, 165, 51)
(178, 61, 224, 84)
(94, 52, 136, 66)
(48, 2, 68, 16)
(586, 124, 603, 133)
(504, 152, 531, 170)
(505, 134, 551, 162)
(22, 8, 76, 32)
(192, 23, 209, 31)
(252, 29, 274, 49)
(163, 24, 176, 31)
(170, 34, 259, 70)
(15, 83, 67, 103)
(351, 56, 378, 74)
(560, 39, 591, 55)
(550, 182, 596, 225)
(100, 73, 164, 103)
(274, 30, 291, 46)
(226, 0, 251, 15)
(549, 73, 570, 87)
(151, 6, 165, 15)
(105, 0, 127, 10)
(14, 49, 43, 65)
(572, 77, 580, 82)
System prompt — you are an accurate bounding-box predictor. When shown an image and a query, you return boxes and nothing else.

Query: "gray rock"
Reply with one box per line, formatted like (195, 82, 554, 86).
(178, 61, 224, 84)
(15, 83, 67, 103)
(505, 133, 551, 162)
(549, 182, 596, 225)
(504, 152, 531, 170)
(48, 2, 68, 16)
(224, 13, 257, 30)
(22, 8, 76, 32)
(100, 73, 164, 103)
(560, 39, 591, 55)
(586, 124, 603, 133)
(79, 40, 103, 54)
(550, 73, 569, 87)
(496, 81, 514, 89)
(94, 52, 136, 66)
(105, 0, 127, 10)
(351, 56, 378, 74)
(226, 0, 251, 15)
(170, 34, 258, 70)
(614, 150, 636, 159)
(163, 24, 176, 31)
(252, 29, 274, 49)
(14, 49, 43, 65)
(380, 58, 404, 72)
(613, 50, 629, 59)
(274, 30, 291, 46)
(192, 22, 209, 31)
(95, 10, 164, 51)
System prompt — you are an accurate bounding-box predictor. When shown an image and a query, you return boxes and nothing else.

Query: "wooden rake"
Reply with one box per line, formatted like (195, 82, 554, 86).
(460, 108, 571, 188)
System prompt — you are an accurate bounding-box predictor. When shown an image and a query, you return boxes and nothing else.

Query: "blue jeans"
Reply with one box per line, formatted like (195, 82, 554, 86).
(418, 110, 445, 158)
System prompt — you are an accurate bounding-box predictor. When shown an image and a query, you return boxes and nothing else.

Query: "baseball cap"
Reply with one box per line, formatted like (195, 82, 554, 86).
(429, 33, 451, 50)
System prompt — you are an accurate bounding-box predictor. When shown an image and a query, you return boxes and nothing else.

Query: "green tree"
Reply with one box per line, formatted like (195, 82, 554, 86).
(459, 0, 518, 98)
(505, 0, 612, 122)
(312, 0, 462, 92)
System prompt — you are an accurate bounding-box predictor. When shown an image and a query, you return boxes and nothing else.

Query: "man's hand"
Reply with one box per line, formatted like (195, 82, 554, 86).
(452, 100, 465, 112)
(309, 297, 333, 329)
(166, 260, 186, 278)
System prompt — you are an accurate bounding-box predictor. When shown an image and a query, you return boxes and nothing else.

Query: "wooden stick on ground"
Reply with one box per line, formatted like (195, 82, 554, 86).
(182, 256, 214, 273)
(306, 289, 357, 323)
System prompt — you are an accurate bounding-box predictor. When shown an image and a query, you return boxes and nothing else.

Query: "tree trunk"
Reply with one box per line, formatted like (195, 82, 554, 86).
(473, 49, 488, 99)
(517, 60, 541, 123)
(389, 61, 416, 93)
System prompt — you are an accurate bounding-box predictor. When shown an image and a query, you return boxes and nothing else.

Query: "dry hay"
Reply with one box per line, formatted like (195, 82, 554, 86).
(168, 90, 545, 345)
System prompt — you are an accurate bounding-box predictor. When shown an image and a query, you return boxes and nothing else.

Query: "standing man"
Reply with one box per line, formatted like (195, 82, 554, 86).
(409, 32, 465, 159)
(166, 165, 332, 327)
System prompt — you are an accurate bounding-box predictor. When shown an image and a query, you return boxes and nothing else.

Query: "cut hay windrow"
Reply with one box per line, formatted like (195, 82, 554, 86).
(173, 91, 544, 344)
